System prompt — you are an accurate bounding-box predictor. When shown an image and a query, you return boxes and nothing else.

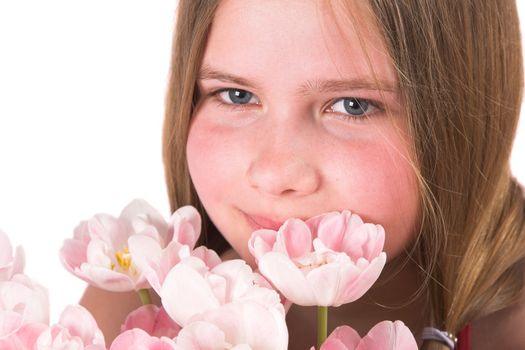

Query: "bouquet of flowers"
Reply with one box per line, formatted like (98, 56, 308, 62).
(0, 199, 417, 349)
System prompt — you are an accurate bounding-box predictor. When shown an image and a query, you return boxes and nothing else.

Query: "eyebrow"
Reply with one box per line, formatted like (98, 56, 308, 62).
(198, 65, 399, 95)
(199, 65, 257, 89)
(297, 78, 399, 95)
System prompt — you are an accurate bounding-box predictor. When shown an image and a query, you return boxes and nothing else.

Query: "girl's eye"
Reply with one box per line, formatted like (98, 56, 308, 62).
(217, 89, 260, 105)
(328, 97, 378, 118)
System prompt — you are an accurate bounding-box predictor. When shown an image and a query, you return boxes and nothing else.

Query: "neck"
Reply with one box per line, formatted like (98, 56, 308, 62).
(344, 254, 428, 331)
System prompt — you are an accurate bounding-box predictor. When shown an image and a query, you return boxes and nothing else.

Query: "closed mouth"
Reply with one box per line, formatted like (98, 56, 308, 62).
(242, 211, 285, 231)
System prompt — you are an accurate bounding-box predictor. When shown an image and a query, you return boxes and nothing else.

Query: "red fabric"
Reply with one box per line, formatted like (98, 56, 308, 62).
(457, 324, 471, 350)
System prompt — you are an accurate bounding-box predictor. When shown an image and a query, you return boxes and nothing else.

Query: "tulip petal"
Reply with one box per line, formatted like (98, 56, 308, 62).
(258, 252, 316, 305)
(170, 206, 201, 249)
(120, 199, 169, 244)
(111, 328, 177, 350)
(175, 321, 227, 349)
(160, 260, 220, 326)
(340, 228, 367, 261)
(1, 322, 48, 350)
(315, 212, 347, 250)
(306, 262, 344, 306)
(0, 230, 25, 281)
(85, 239, 113, 267)
(0, 274, 49, 325)
(319, 339, 351, 350)
(191, 246, 222, 269)
(210, 260, 255, 302)
(58, 305, 105, 346)
(248, 230, 277, 261)
(0, 230, 14, 266)
(0, 311, 23, 337)
(150, 242, 190, 294)
(357, 320, 417, 350)
(361, 225, 385, 261)
(88, 214, 129, 249)
(305, 211, 338, 235)
(128, 235, 163, 273)
(10, 247, 24, 277)
(122, 305, 180, 338)
(322, 325, 361, 350)
(190, 301, 288, 350)
(339, 254, 386, 304)
(59, 239, 87, 273)
(275, 219, 312, 259)
(79, 264, 138, 291)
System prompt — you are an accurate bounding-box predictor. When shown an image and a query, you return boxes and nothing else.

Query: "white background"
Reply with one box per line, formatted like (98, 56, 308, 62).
(0, 1, 524, 322)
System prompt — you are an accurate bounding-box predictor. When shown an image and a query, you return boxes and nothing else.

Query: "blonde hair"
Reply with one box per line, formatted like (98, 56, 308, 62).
(367, 0, 525, 347)
(163, 0, 525, 347)
(163, 0, 229, 253)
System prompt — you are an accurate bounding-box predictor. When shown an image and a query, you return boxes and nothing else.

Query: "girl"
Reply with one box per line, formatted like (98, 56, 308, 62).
(81, 1, 525, 349)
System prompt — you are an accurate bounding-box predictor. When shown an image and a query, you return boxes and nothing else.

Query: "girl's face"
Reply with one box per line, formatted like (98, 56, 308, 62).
(187, 0, 419, 266)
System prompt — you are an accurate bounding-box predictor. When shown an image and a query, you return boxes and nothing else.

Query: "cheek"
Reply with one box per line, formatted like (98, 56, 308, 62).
(186, 118, 255, 259)
(186, 121, 232, 203)
(186, 117, 253, 218)
(372, 155, 419, 256)
(328, 138, 420, 258)
(357, 146, 419, 257)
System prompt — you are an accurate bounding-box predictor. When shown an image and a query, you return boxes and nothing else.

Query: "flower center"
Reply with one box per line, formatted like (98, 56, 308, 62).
(114, 246, 132, 271)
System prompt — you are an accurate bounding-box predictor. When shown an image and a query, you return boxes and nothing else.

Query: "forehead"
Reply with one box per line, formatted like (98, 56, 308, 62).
(202, 0, 397, 88)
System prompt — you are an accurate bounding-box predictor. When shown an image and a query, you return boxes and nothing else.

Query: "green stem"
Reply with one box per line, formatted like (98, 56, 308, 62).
(317, 306, 328, 349)
(138, 288, 152, 305)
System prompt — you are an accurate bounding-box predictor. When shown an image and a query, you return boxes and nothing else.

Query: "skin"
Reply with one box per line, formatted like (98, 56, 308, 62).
(188, 0, 419, 268)
(80, 0, 525, 348)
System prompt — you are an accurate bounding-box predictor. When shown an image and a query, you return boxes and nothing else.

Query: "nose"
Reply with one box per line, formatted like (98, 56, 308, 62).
(246, 122, 322, 197)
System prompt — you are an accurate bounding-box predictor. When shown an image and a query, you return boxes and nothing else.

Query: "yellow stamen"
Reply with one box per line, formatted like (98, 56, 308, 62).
(115, 246, 132, 271)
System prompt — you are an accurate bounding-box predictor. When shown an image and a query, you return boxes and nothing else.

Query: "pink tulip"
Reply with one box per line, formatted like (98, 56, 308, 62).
(128, 236, 220, 296)
(0, 229, 25, 281)
(174, 300, 288, 350)
(160, 258, 282, 327)
(313, 321, 417, 350)
(0, 274, 49, 332)
(248, 211, 387, 307)
(60, 200, 202, 292)
(0, 322, 48, 350)
(0, 274, 49, 349)
(110, 328, 177, 350)
(167, 205, 203, 249)
(121, 304, 181, 338)
(35, 305, 106, 350)
(358, 321, 417, 349)
(119, 198, 172, 246)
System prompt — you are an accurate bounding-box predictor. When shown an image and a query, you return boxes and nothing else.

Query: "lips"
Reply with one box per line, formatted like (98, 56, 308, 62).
(242, 212, 285, 231)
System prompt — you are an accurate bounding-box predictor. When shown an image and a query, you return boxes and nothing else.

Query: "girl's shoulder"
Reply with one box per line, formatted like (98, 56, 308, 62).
(80, 285, 161, 343)
(471, 266, 525, 349)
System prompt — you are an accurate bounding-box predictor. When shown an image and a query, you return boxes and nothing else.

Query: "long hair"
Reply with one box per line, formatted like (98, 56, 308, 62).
(162, 1, 525, 348)
(368, 1, 525, 348)
(162, 0, 229, 254)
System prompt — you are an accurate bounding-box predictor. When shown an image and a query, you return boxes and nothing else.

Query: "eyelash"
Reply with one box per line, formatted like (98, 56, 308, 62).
(209, 88, 259, 113)
(326, 98, 382, 122)
(207, 88, 383, 121)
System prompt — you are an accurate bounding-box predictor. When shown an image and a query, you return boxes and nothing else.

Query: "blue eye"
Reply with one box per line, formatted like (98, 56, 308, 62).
(329, 98, 376, 117)
(218, 89, 259, 105)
